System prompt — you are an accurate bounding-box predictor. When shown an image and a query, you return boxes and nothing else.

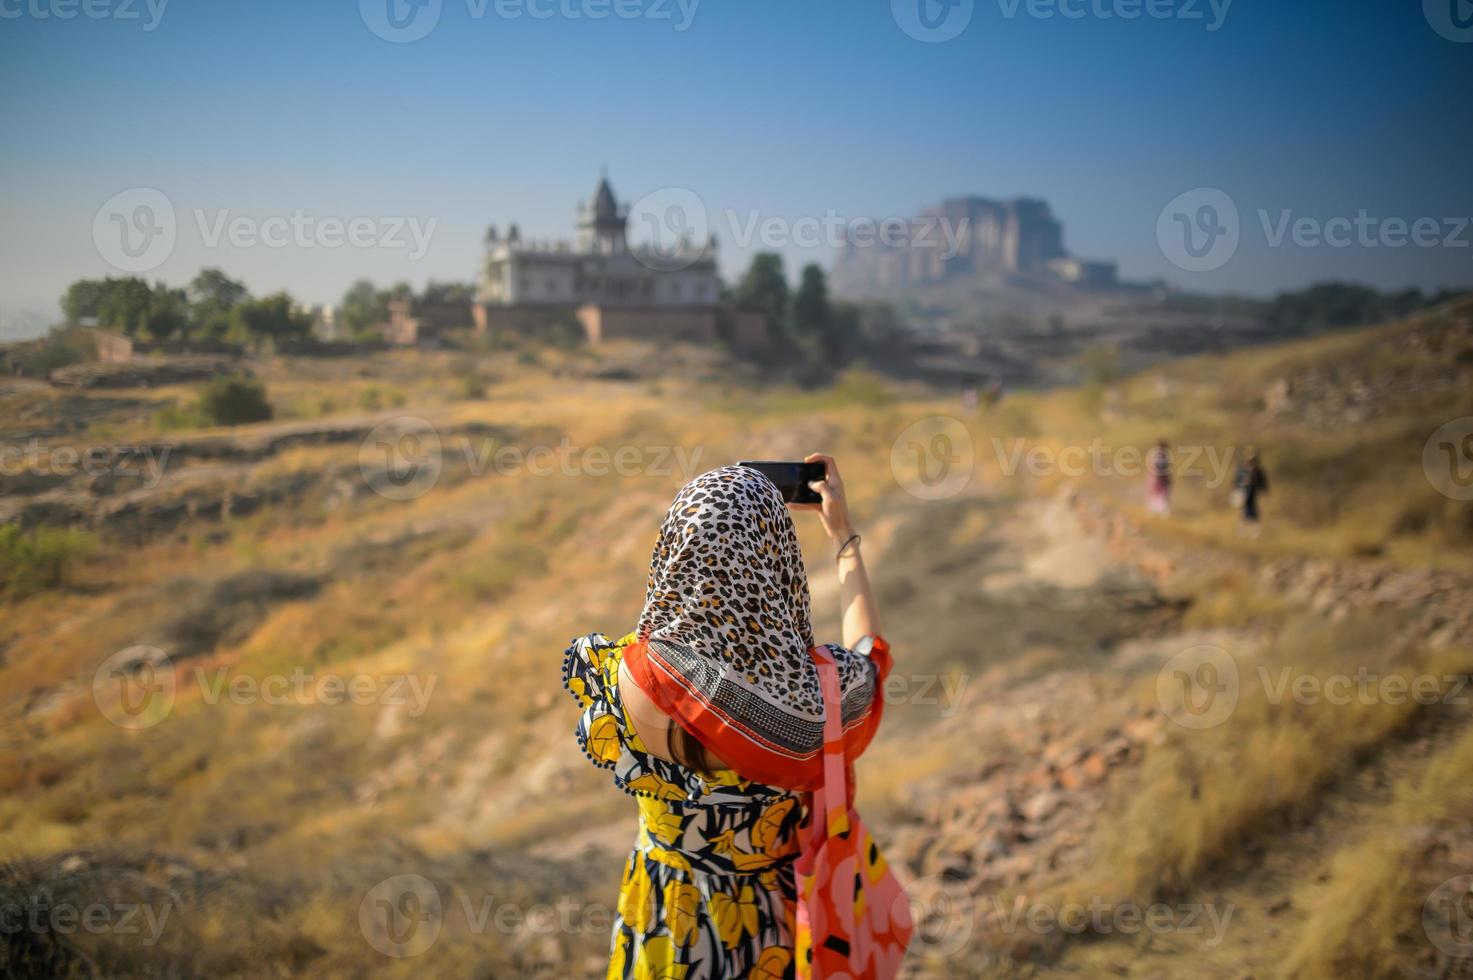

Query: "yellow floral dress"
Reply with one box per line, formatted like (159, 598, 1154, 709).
(563, 632, 805, 980)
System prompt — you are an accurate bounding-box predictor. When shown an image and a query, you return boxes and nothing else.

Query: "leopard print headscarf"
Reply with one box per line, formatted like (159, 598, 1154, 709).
(630, 466, 879, 774)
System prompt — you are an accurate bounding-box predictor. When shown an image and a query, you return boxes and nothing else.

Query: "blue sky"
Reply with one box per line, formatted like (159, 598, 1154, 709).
(1, 0, 1470, 335)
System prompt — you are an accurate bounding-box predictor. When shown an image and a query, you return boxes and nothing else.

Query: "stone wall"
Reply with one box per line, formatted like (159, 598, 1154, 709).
(83, 329, 136, 363)
(474, 304, 580, 337)
(575, 304, 717, 345)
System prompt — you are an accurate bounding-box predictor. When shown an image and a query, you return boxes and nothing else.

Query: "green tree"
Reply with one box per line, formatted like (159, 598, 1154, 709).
(736, 253, 790, 343)
(93, 277, 153, 336)
(61, 279, 108, 324)
(792, 264, 830, 341)
(144, 284, 189, 341)
(188, 268, 249, 340)
(421, 280, 473, 304)
(228, 292, 311, 344)
(340, 279, 388, 339)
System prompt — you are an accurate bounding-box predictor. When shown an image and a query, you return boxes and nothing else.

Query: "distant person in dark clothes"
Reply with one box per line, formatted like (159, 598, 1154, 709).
(982, 380, 1004, 409)
(1234, 450, 1269, 537)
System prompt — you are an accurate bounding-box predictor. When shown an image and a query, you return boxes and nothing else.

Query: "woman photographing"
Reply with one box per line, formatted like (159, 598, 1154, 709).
(561, 455, 909, 978)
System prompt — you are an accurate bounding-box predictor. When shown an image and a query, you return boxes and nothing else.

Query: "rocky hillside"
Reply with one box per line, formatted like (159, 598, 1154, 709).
(2, 302, 1471, 978)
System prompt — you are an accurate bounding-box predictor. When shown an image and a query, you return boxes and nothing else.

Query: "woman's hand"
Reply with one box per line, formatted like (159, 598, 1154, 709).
(790, 452, 854, 543)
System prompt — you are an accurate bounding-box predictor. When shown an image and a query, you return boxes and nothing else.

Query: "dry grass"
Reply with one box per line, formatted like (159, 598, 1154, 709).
(999, 297, 1473, 572)
(1281, 717, 1473, 979)
(0, 345, 961, 975)
(1087, 611, 1467, 904)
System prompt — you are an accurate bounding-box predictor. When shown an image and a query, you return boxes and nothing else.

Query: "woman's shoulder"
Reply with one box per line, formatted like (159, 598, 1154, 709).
(561, 631, 795, 806)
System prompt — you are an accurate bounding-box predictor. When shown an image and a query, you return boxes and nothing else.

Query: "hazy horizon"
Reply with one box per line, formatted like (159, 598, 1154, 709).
(3, 0, 1471, 338)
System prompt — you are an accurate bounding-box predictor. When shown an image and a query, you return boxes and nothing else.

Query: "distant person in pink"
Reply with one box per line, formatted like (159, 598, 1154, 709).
(1146, 439, 1172, 517)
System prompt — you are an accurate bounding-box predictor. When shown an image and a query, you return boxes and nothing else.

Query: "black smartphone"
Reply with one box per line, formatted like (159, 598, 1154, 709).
(739, 460, 826, 505)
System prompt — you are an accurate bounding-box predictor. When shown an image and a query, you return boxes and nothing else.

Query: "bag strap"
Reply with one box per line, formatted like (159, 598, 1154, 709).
(809, 645, 850, 840)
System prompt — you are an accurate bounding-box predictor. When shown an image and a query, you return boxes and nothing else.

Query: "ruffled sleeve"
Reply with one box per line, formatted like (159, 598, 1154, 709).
(562, 632, 791, 805)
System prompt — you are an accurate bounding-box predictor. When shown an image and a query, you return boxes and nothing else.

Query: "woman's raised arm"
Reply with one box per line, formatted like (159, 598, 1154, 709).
(795, 453, 882, 649)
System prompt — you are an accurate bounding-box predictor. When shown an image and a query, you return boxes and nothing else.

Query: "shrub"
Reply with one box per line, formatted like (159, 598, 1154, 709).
(198, 375, 273, 426)
(152, 401, 208, 432)
(0, 525, 95, 599)
(19, 327, 92, 377)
